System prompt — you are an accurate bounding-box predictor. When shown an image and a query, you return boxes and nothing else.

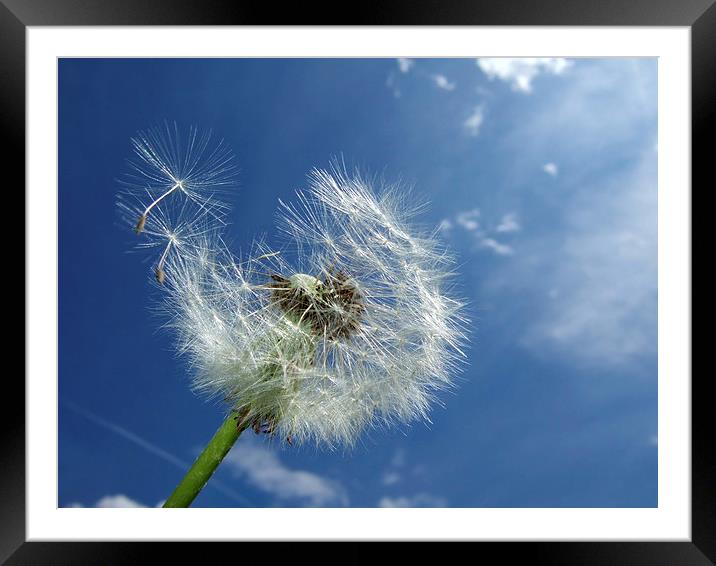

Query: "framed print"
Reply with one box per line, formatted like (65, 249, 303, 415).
(7, 0, 709, 562)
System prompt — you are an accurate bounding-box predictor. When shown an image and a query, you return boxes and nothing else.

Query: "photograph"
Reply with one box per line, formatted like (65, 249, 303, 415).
(57, 56, 658, 510)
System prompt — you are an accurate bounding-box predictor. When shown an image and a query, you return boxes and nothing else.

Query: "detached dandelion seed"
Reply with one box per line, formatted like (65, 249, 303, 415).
(118, 126, 466, 507)
(118, 121, 238, 234)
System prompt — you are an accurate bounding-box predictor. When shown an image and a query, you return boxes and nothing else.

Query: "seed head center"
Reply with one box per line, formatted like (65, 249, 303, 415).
(288, 274, 322, 297)
(269, 270, 365, 340)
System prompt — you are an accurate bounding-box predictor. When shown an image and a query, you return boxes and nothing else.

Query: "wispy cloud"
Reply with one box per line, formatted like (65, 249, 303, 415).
(96, 494, 146, 508)
(378, 493, 447, 507)
(464, 105, 485, 137)
(66, 494, 158, 508)
(496, 213, 520, 233)
(432, 74, 456, 91)
(526, 159, 656, 364)
(476, 58, 572, 93)
(380, 448, 406, 486)
(61, 400, 253, 506)
(489, 149, 657, 366)
(386, 72, 401, 98)
(479, 237, 514, 256)
(390, 449, 406, 468)
(456, 208, 480, 231)
(542, 162, 559, 176)
(441, 208, 517, 257)
(438, 218, 453, 234)
(476, 59, 657, 368)
(223, 438, 349, 507)
(382, 472, 401, 486)
(397, 58, 414, 74)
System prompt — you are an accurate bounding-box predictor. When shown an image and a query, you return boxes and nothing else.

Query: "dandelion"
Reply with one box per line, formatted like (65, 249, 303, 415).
(120, 128, 466, 507)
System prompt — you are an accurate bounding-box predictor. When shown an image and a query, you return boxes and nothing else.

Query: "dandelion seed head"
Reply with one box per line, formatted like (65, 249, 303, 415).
(149, 162, 467, 448)
(118, 124, 466, 448)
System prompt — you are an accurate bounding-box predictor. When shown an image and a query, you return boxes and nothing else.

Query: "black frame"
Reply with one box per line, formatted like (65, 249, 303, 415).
(5, 0, 707, 562)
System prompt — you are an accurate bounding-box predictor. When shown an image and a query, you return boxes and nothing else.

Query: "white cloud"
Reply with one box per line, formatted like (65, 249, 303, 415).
(543, 162, 559, 176)
(223, 438, 348, 507)
(64, 494, 168, 508)
(380, 448, 406, 486)
(432, 74, 456, 91)
(390, 449, 406, 468)
(477, 58, 571, 93)
(502, 60, 655, 160)
(95, 494, 146, 508)
(496, 213, 520, 233)
(444, 208, 517, 257)
(382, 472, 401, 486)
(479, 237, 514, 256)
(397, 58, 414, 73)
(478, 60, 657, 368)
(438, 218, 453, 233)
(464, 105, 485, 137)
(523, 153, 656, 366)
(385, 73, 401, 99)
(486, 148, 657, 367)
(378, 493, 447, 507)
(456, 208, 480, 231)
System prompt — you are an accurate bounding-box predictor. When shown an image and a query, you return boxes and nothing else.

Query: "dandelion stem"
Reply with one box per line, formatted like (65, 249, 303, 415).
(162, 411, 248, 508)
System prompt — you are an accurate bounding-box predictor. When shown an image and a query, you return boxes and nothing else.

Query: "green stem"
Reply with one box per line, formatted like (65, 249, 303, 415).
(163, 412, 248, 508)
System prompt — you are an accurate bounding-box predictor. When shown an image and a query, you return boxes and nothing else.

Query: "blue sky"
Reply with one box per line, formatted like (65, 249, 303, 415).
(58, 57, 657, 508)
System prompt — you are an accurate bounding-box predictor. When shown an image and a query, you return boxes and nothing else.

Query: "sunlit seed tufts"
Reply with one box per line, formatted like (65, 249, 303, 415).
(117, 121, 238, 244)
(161, 164, 466, 448)
(118, 133, 467, 449)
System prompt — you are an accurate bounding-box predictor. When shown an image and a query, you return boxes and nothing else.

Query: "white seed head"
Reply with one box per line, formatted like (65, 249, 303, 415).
(118, 131, 467, 448)
(155, 163, 467, 448)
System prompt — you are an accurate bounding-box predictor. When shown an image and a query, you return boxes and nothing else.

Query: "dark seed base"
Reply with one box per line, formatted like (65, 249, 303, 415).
(268, 269, 365, 340)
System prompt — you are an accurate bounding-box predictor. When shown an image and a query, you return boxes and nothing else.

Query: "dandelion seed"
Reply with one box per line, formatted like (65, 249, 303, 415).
(118, 121, 237, 234)
(118, 184, 224, 285)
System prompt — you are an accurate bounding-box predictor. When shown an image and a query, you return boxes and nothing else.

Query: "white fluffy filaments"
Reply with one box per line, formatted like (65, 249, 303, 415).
(160, 165, 467, 449)
(139, 198, 225, 284)
(117, 122, 238, 233)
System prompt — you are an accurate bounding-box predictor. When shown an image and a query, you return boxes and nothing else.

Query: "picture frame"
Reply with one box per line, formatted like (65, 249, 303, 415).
(6, 0, 707, 562)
